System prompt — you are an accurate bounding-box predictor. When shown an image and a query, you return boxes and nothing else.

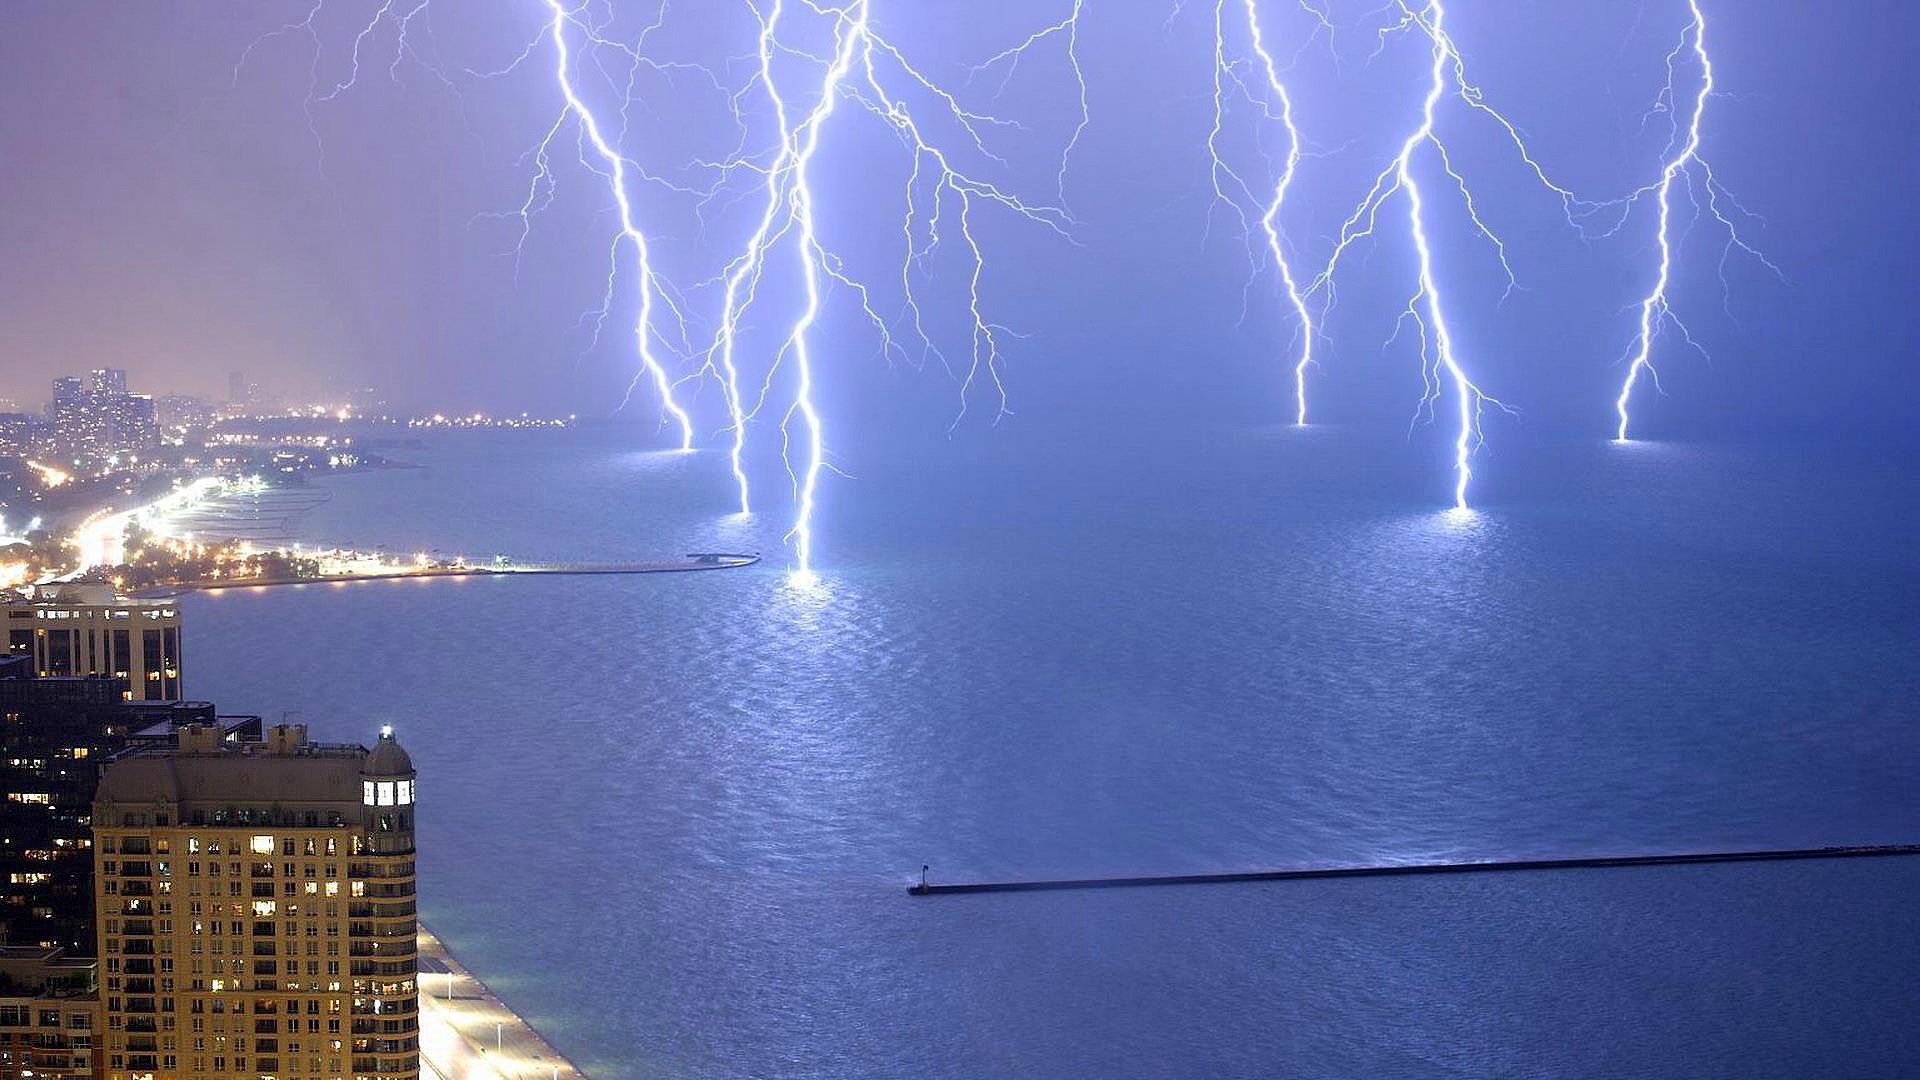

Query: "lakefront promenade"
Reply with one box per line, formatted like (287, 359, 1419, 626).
(418, 926, 590, 1080)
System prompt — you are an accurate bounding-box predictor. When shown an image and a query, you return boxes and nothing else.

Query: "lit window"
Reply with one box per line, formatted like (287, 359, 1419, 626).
(361, 781, 375, 807)
(376, 782, 394, 807)
(251, 901, 276, 917)
(396, 780, 414, 805)
(250, 836, 274, 855)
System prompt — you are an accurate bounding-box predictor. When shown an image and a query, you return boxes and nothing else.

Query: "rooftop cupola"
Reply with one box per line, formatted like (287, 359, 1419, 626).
(361, 725, 415, 807)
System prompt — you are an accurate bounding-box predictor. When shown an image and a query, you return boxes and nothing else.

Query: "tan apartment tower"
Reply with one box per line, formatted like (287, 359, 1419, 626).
(5, 586, 183, 701)
(92, 723, 418, 1080)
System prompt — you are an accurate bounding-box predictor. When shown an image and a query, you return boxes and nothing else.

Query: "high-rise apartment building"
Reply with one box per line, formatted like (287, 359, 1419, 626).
(0, 945, 100, 1080)
(42, 373, 157, 459)
(49, 381, 86, 421)
(1, 654, 257, 957)
(5, 587, 184, 701)
(92, 723, 419, 1080)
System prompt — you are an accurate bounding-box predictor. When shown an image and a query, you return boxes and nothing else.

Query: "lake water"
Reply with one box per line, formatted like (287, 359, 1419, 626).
(183, 425, 1920, 1078)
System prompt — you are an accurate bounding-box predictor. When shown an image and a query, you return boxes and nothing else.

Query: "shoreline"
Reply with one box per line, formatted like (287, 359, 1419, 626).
(417, 924, 589, 1079)
(130, 553, 760, 597)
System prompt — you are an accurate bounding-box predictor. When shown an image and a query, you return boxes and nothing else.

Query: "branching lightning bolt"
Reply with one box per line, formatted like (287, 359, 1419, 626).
(1613, 0, 1778, 441)
(701, 0, 1082, 578)
(540, 0, 695, 449)
(1239, 1, 1319, 425)
(1303, 0, 1636, 509)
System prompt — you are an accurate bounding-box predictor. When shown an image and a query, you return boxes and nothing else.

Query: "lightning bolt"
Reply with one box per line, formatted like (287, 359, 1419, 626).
(1239, 1, 1321, 426)
(1304, 0, 1625, 509)
(540, 0, 695, 449)
(1196, 0, 1332, 424)
(1613, 0, 1778, 441)
(701, 0, 1081, 578)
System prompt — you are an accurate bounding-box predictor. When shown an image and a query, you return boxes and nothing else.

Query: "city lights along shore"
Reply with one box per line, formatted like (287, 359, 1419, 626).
(133, 552, 761, 597)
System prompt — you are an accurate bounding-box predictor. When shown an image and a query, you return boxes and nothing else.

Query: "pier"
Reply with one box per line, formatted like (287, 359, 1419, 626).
(906, 844, 1920, 896)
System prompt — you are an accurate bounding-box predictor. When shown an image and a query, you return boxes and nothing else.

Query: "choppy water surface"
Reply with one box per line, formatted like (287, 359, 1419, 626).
(186, 426, 1920, 1078)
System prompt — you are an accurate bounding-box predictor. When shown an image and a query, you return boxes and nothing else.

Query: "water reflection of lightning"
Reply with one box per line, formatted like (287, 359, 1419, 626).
(1613, 1, 1778, 441)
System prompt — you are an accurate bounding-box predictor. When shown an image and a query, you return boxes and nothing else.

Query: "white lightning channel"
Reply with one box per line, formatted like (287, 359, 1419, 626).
(707, 0, 1080, 576)
(774, 1, 868, 581)
(542, 0, 694, 450)
(1239, 0, 1317, 425)
(1304, 0, 1663, 507)
(1613, 0, 1776, 441)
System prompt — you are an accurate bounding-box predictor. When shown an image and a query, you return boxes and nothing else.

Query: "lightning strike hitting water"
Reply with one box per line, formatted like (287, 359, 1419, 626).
(699, 0, 1082, 576)
(1240, 1, 1319, 426)
(1303, 0, 1631, 509)
(540, 0, 695, 450)
(218, 2, 1781, 554)
(1613, 1, 1777, 441)
(1195, 0, 1333, 424)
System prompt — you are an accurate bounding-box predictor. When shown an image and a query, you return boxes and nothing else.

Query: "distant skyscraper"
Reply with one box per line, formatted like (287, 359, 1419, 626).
(0, 413, 43, 457)
(88, 370, 127, 398)
(49, 379, 84, 420)
(227, 372, 249, 407)
(106, 395, 157, 451)
(93, 723, 420, 1080)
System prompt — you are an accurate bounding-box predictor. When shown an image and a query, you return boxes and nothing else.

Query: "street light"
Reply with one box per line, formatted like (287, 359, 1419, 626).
(496, 1022, 503, 1052)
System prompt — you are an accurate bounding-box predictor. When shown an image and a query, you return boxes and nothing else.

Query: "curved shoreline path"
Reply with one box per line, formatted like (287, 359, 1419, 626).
(134, 552, 760, 597)
(419, 925, 590, 1079)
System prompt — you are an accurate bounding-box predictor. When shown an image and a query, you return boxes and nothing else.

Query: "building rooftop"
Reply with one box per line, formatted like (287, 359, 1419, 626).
(97, 723, 408, 811)
(5, 583, 176, 610)
(365, 727, 414, 776)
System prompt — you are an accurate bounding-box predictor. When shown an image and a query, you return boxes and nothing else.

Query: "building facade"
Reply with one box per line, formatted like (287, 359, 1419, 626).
(5, 587, 182, 701)
(92, 723, 418, 1080)
(0, 946, 100, 1080)
(43, 374, 158, 460)
(0, 656, 254, 958)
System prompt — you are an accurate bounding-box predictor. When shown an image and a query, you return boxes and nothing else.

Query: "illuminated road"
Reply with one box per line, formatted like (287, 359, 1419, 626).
(417, 926, 588, 1080)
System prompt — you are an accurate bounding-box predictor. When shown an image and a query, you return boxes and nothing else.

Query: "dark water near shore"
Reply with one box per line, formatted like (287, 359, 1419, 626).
(185, 426, 1920, 1078)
